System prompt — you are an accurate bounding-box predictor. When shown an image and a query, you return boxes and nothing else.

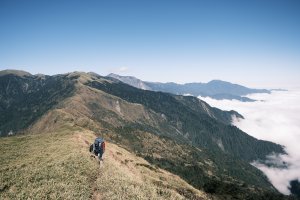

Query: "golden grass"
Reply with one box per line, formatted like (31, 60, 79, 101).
(85, 132, 210, 200)
(0, 128, 210, 200)
(0, 129, 98, 199)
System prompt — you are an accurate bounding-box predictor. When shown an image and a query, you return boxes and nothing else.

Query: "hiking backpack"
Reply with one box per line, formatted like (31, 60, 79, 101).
(93, 137, 105, 154)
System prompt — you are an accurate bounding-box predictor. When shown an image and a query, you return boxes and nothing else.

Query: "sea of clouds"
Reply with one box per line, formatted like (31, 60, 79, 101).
(198, 89, 300, 194)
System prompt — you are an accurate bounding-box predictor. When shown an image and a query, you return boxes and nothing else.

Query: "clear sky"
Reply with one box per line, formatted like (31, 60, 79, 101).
(0, 0, 299, 88)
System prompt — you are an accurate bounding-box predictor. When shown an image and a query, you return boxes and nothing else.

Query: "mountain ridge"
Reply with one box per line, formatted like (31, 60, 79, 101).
(107, 73, 271, 102)
(0, 70, 290, 199)
(0, 69, 33, 77)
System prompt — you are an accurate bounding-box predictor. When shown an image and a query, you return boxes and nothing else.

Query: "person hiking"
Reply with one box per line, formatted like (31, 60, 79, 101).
(90, 137, 105, 162)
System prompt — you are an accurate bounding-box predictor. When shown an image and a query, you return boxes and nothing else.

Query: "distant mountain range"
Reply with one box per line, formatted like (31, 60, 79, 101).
(108, 73, 271, 102)
(0, 69, 289, 199)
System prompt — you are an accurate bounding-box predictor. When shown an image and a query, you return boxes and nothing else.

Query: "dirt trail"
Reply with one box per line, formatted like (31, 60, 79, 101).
(74, 132, 103, 200)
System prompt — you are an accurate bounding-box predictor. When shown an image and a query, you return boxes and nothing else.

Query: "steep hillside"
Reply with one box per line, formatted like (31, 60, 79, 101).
(0, 127, 210, 200)
(0, 71, 76, 136)
(86, 78, 284, 162)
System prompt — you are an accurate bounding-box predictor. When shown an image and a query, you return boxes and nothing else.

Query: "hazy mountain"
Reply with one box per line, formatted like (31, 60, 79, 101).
(107, 74, 271, 102)
(108, 73, 151, 90)
(0, 70, 289, 199)
(210, 93, 255, 102)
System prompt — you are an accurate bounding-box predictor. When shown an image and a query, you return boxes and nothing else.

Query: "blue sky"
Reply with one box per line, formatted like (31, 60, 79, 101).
(0, 0, 299, 88)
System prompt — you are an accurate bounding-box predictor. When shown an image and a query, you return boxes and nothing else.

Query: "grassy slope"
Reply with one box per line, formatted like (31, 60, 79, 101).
(0, 127, 210, 200)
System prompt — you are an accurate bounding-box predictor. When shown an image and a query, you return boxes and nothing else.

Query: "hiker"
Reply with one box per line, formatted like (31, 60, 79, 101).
(90, 137, 106, 161)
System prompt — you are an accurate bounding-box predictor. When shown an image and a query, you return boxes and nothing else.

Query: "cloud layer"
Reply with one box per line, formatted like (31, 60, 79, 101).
(109, 66, 129, 74)
(199, 90, 300, 194)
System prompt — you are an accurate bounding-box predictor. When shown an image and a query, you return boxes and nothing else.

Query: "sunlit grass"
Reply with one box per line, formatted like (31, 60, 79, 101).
(0, 128, 209, 200)
(0, 128, 98, 199)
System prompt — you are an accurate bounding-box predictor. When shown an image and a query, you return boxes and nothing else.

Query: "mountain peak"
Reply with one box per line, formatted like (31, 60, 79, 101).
(207, 79, 232, 84)
(64, 71, 111, 85)
(0, 69, 32, 77)
(107, 73, 151, 90)
(107, 73, 137, 80)
(107, 73, 119, 77)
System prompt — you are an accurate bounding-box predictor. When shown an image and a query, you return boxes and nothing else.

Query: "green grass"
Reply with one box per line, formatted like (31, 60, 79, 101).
(0, 129, 98, 200)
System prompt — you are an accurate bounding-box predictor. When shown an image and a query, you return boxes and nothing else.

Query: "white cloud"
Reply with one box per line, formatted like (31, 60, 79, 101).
(108, 66, 130, 74)
(198, 90, 300, 194)
(118, 66, 129, 72)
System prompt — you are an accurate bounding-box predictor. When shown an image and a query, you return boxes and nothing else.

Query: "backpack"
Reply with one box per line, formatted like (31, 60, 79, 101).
(93, 137, 105, 154)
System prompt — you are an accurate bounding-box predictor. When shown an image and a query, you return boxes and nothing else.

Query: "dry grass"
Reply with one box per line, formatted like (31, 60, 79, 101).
(64, 84, 163, 126)
(0, 128, 210, 200)
(0, 128, 98, 199)
(84, 131, 210, 200)
(27, 81, 163, 135)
